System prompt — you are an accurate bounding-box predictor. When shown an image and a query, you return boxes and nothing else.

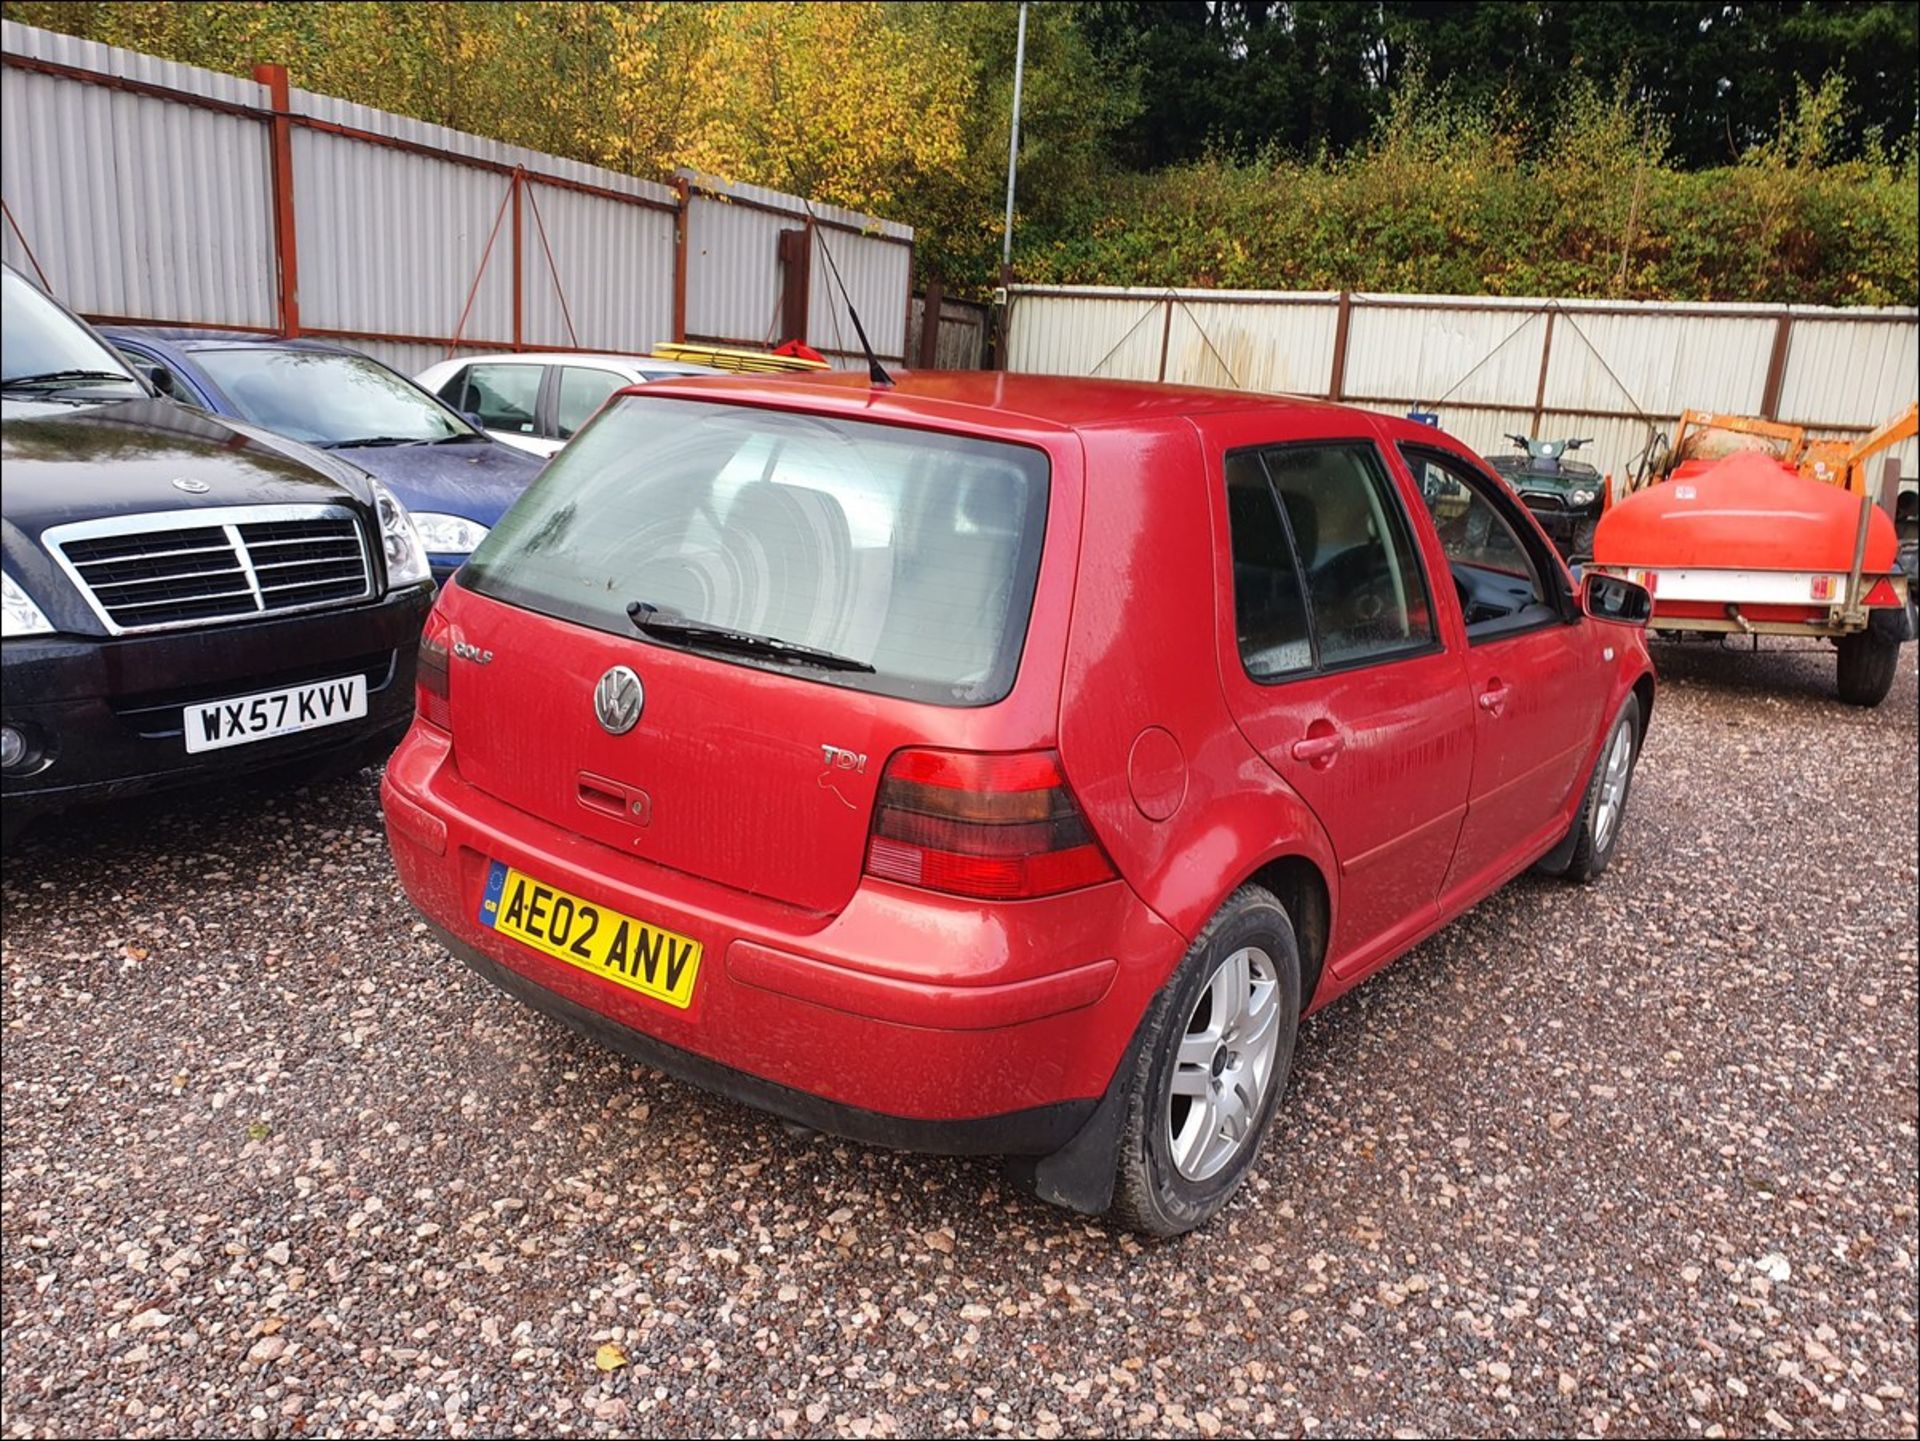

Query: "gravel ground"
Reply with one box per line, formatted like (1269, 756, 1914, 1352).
(3, 639, 1915, 1440)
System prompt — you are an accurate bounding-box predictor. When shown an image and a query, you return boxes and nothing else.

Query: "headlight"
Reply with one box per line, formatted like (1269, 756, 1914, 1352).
(2, 570, 54, 637)
(1569, 488, 1598, 507)
(370, 481, 431, 589)
(409, 513, 490, 555)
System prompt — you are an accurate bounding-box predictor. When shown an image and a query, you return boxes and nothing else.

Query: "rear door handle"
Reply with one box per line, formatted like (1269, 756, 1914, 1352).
(1291, 730, 1345, 767)
(1478, 682, 1511, 717)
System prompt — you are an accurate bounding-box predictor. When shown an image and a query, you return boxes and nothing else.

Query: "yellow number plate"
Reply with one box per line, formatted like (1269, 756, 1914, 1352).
(479, 860, 702, 1009)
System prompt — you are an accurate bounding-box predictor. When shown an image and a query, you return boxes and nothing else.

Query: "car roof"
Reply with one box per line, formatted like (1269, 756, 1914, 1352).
(100, 326, 365, 358)
(636, 369, 1362, 433)
(428, 351, 719, 375)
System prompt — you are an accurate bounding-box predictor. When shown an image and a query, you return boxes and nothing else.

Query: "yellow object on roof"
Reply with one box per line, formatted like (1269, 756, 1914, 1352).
(651, 342, 829, 374)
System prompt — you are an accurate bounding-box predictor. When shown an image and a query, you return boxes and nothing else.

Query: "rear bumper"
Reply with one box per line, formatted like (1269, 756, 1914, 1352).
(2, 583, 431, 819)
(429, 920, 1095, 1155)
(382, 723, 1185, 1139)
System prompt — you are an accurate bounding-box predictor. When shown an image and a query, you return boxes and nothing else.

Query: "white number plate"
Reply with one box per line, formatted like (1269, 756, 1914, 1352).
(184, 674, 368, 754)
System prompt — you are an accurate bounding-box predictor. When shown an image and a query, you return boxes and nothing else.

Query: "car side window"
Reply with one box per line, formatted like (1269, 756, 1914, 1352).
(1225, 450, 1314, 678)
(556, 366, 627, 441)
(1224, 442, 1436, 680)
(1401, 448, 1560, 638)
(458, 363, 541, 435)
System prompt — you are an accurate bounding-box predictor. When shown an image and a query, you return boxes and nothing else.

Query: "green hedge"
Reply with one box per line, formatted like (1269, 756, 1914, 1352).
(1017, 81, 1919, 307)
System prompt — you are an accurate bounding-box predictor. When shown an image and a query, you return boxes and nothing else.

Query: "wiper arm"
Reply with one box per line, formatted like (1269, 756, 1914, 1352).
(321, 435, 430, 449)
(2, 368, 138, 390)
(627, 602, 875, 673)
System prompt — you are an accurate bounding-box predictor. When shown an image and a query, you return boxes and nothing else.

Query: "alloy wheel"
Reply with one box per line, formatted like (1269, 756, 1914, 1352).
(1592, 722, 1634, 852)
(1166, 945, 1283, 1181)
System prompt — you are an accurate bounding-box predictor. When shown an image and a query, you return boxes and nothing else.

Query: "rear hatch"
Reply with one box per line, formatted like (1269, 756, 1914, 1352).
(444, 394, 1054, 914)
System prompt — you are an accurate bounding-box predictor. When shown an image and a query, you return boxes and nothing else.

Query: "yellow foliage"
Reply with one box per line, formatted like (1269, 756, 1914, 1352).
(674, 3, 969, 212)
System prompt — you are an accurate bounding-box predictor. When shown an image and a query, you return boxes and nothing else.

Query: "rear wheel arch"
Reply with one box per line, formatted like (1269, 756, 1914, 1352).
(1243, 854, 1331, 1013)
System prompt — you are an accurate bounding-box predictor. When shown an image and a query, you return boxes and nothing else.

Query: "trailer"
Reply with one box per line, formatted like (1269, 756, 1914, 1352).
(1589, 404, 1918, 706)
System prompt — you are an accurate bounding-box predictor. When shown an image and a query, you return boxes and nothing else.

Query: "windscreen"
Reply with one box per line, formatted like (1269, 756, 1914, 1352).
(194, 348, 473, 446)
(461, 396, 1051, 706)
(2, 269, 142, 391)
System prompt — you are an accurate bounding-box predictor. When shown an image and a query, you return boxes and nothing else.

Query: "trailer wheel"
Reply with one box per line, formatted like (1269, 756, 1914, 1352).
(1835, 629, 1901, 707)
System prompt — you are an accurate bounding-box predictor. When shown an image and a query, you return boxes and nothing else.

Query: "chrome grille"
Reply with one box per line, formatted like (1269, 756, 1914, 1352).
(45, 505, 374, 635)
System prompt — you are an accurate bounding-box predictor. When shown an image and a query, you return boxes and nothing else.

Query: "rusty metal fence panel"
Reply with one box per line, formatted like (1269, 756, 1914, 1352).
(519, 181, 675, 354)
(0, 19, 275, 328)
(680, 173, 793, 352)
(289, 121, 519, 346)
(807, 220, 911, 365)
(678, 170, 914, 365)
(2, 20, 909, 379)
(1008, 285, 1919, 481)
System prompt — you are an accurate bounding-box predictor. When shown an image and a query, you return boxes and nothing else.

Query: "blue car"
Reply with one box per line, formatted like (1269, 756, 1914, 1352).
(101, 329, 545, 585)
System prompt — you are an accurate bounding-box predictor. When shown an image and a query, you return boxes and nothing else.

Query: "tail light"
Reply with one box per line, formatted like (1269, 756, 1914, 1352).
(416, 607, 453, 731)
(864, 748, 1117, 900)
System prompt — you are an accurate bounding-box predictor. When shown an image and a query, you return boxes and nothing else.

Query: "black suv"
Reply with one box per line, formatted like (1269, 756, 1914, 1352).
(1, 266, 434, 841)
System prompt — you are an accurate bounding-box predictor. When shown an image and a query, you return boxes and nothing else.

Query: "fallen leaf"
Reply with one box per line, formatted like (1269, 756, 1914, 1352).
(595, 1342, 628, 1373)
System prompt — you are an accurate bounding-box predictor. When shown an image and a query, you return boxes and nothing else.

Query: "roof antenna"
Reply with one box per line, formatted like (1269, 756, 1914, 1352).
(805, 201, 894, 388)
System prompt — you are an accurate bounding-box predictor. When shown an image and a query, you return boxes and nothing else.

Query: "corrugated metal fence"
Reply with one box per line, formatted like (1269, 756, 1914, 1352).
(0, 20, 914, 376)
(1007, 286, 1919, 481)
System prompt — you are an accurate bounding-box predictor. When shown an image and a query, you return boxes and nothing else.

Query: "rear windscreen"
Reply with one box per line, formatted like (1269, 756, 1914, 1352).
(460, 396, 1051, 706)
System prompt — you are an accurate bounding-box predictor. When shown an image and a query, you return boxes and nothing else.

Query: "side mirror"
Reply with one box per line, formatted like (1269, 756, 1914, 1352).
(461, 411, 488, 432)
(1581, 570, 1653, 627)
(133, 361, 186, 403)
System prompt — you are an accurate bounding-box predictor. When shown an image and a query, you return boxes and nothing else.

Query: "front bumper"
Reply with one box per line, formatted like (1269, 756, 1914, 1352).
(382, 723, 1185, 1140)
(2, 582, 432, 818)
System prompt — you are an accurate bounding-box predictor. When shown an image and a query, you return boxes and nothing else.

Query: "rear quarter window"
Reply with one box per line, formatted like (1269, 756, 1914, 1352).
(460, 396, 1051, 706)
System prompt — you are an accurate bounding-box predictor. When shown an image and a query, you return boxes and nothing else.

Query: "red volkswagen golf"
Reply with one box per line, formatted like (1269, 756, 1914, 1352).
(383, 373, 1655, 1235)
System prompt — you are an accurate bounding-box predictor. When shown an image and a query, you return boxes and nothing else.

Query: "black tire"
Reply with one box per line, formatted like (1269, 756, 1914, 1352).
(1835, 630, 1900, 707)
(1571, 515, 1599, 563)
(1110, 885, 1301, 1238)
(1554, 694, 1642, 884)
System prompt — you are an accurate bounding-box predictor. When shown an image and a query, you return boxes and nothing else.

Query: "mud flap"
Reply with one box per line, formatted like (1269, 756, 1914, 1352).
(1535, 807, 1583, 876)
(1870, 600, 1916, 645)
(1002, 1024, 1148, 1215)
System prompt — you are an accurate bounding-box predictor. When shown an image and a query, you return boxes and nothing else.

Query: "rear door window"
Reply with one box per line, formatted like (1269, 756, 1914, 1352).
(456, 362, 542, 435)
(1225, 442, 1436, 677)
(555, 366, 627, 440)
(461, 397, 1050, 706)
(1224, 451, 1313, 678)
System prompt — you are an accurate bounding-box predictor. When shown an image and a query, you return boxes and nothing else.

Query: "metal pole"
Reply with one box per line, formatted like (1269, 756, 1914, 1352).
(1001, 2, 1028, 276)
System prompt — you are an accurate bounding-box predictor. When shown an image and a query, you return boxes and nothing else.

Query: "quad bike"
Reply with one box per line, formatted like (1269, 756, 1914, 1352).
(1485, 435, 1605, 561)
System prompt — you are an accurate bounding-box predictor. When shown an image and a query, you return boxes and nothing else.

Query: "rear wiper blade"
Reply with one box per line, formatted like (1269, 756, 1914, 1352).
(627, 602, 875, 673)
(2, 368, 137, 390)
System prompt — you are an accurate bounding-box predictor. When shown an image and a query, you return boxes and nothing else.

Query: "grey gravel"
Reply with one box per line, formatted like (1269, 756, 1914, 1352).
(3, 638, 1915, 1439)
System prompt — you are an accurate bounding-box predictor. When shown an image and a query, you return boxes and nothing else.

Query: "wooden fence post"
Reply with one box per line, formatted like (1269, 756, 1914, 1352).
(1328, 291, 1352, 399)
(1760, 314, 1792, 419)
(1530, 310, 1557, 432)
(918, 279, 943, 369)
